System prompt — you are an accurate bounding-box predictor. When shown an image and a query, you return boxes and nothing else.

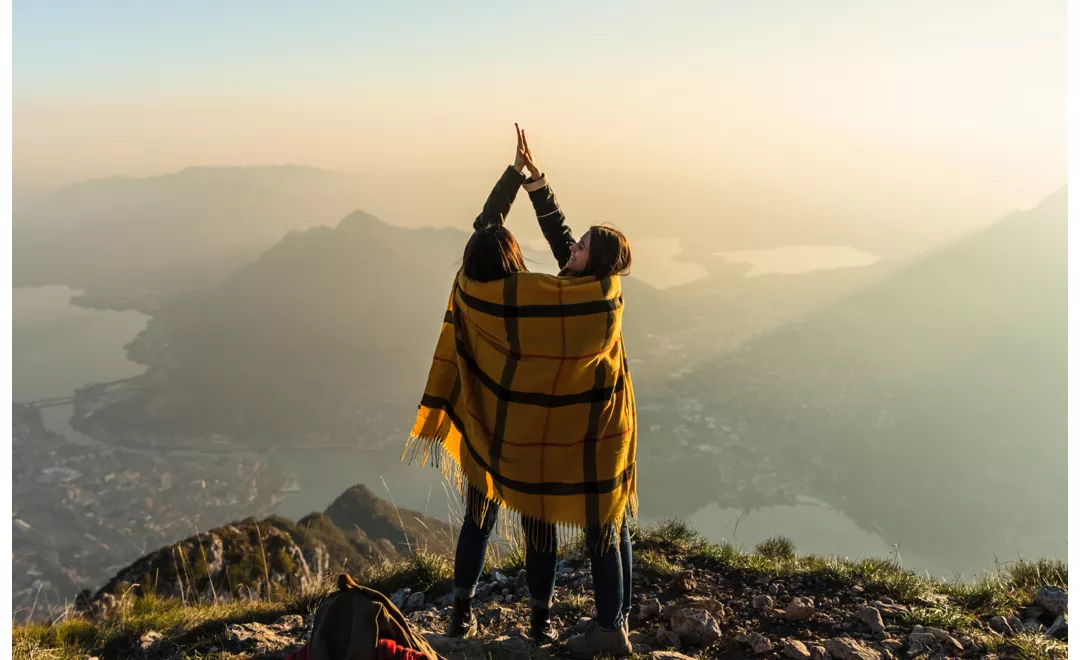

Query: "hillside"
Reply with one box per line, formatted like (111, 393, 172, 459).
(638, 188, 1067, 572)
(16, 520, 1069, 659)
(12, 166, 369, 303)
(68, 210, 671, 443)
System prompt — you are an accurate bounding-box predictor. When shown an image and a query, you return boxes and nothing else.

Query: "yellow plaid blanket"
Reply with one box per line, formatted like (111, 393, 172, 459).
(405, 270, 637, 538)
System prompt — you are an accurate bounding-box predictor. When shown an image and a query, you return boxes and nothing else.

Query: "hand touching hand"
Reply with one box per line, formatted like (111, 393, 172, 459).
(519, 128, 542, 180)
(513, 123, 527, 173)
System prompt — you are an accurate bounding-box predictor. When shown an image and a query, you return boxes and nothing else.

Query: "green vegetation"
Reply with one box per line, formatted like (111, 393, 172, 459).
(13, 520, 1068, 660)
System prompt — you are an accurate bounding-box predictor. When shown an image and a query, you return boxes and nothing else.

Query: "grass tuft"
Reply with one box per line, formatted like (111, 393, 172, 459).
(636, 550, 682, 577)
(754, 536, 797, 562)
(639, 519, 701, 551)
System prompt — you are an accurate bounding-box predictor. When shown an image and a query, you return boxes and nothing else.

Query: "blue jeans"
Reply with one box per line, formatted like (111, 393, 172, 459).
(586, 519, 633, 628)
(453, 486, 558, 607)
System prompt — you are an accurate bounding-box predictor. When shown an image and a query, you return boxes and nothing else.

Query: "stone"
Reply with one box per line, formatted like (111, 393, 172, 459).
(390, 588, 410, 610)
(824, 636, 882, 660)
(740, 632, 773, 654)
(1022, 619, 1045, 634)
(655, 625, 682, 649)
(753, 594, 775, 611)
(514, 571, 527, 588)
(1034, 586, 1068, 616)
(1045, 614, 1067, 640)
(908, 632, 938, 649)
(989, 615, 1013, 635)
(785, 596, 816, 621)
(769, 583, 781, 596)
(809, 645, 828, 660)
(880, 639, 904, 652)
(669, 608, 721, 646)
(640, 598, 662, 620)
(782, 638, 813, 659)
(137, 631, 163, 651)
(405, 591, 426, 612)
(871, 601, 909, 619)
(274, 614, 305, 629)
(629, 632, 655, 653)
(856, 606, 885, 633)
(483, 635, 532, 660)
(224, 623, 296, 654)
(424, 633, 487, 660)
(650, 653, 696, 660)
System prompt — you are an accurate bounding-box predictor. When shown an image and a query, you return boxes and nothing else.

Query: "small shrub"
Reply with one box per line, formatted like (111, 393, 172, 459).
(755, 536, 797, 561)
(694, 541, 741, 566)
(642, 519, 700, 550)
(1004, 558, 1067, 591)
(901, 605, 975, 630)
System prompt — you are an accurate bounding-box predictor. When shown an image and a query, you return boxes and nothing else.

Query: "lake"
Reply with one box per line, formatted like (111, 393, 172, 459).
(12, 286, 149, 443)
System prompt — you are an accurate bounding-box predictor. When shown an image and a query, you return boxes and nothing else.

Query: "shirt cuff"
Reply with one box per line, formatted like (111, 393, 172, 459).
(523, 174, 548, 193)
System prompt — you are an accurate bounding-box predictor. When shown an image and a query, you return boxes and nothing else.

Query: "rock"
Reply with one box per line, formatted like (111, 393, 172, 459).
(224, 623, 296, 654)
(880, 639, 904, 652)
(137, 631, 163, 651)
(629, 632, 655, 653)
(650, 653, 696, 660)
(574, 617, 592, 632)
(989, 615, 1014, 635)
(871, 601, 909, 619)
(908, 631, 938, 649)
(782, 638, 813, 659)
(669, 608, 721, 646)
(1035, 586, 1068, 616)
(274, 614, 305, 629)
(738, 631, 774, 654)
(640, 598, 662, 621)
(483, 635, 532, 660)
(753, 594, 775, 611)
(1022, 618, 1045, 634)
(390, 588, 410, 610)
(769, 583, 781, 596)
(824, 637, 882, 660)
(856, 606, 885, 633)
(424, 633, 486, 660)
(655, 625, 682, 649)
(1045, 614, 1067, 640)
(785, 597, 816, 621)
(514, 571, 527, 588)
(491, 570, 509, 583)
(809, 645, 828, 660)
(405, 591, 426, 612)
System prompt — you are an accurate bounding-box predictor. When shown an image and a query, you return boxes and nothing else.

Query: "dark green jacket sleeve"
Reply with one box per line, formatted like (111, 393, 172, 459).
(473, 166, 527, 230)
(524, 173, 575, 269)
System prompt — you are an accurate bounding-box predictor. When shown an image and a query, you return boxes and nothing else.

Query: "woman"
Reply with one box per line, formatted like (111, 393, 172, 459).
(407, 125, 637, 659)
(518, 129, 635, 659)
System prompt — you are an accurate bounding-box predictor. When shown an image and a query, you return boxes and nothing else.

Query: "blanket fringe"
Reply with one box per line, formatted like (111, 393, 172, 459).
(402, 434, 637, 555)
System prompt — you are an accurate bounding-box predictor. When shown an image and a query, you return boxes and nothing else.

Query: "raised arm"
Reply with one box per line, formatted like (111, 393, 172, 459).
(472, 125, 529, 230)
(518, 130, 576, 269)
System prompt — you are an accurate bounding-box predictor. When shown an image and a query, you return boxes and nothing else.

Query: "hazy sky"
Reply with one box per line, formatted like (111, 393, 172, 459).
(13, 0, 1066, 248)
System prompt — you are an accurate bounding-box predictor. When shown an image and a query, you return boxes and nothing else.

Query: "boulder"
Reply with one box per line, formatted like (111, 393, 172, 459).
(669, 608, 721, 646)
(782, 638, 813, 659)
(856, 606, 885, 633)
(785, 596, 815, 621)
(1035, 586, 1068, 616)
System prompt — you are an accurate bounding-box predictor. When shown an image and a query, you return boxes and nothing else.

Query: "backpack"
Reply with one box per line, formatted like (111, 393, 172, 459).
(308, 573, 440, 660)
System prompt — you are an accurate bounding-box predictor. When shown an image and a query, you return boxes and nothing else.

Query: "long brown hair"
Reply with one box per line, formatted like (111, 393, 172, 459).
(582, 225, 632, 279)
(462, 225, 529, 282)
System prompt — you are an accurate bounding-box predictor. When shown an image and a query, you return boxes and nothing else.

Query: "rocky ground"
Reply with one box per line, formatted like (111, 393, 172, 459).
(14, 523, 1068, 659)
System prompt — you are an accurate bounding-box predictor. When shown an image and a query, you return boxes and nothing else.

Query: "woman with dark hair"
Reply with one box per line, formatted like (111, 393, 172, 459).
(517, 129, 636, 658)
(409, 126, 637, 658)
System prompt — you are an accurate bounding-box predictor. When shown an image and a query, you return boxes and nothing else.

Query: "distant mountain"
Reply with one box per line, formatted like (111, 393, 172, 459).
(640, 188, 1067, 570)
(73, 210, 671, 443)
(13, 166, 369, 300)
(90, 483, 453, 604)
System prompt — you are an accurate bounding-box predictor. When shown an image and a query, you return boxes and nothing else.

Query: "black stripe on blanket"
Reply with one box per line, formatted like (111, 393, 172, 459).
(488, 277, 521, 498)
(457, 287, 622, 319)
(421, 393, 634, 496)
(454, 336, 625, 408)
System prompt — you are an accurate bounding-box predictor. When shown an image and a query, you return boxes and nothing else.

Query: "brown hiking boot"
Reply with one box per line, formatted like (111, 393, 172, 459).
(566, 620, 632, 658)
